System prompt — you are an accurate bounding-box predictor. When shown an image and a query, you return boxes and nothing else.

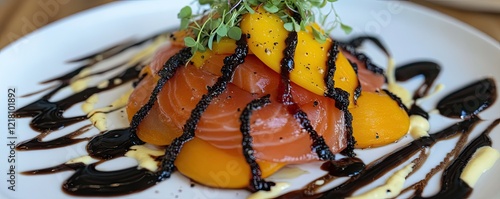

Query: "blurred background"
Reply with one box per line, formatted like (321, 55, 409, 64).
(0, 0, 499, 49)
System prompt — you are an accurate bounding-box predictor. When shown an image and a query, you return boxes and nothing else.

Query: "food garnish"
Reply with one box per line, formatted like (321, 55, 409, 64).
(177, 0, 352, 54)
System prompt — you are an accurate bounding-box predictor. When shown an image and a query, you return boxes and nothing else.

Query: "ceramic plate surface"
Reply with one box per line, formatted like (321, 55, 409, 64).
(1, 1, 499, 199)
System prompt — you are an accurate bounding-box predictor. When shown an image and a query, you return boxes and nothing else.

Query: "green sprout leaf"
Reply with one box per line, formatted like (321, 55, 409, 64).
(340, 23, 353, 34)
(180, 18, 190, 30)
(228, 27, 242, 40)
(178, 6, 192, 19)
(209, 19, 222, 30)
(196, 43, 206, 52)
(312, 27, 326, 43)
(284, 22, 294, 31)
(184, 37, 197, 47)
(264, 3, 279, 13)
(243, 2, 255, 14)
(199, 0, 212, 5)
(208, 33, 216, 50)
(216, 25, 228, 37)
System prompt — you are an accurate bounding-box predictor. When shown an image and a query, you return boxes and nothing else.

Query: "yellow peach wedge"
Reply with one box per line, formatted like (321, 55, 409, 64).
(350, 91, 410, 148)
(175, 138, 285, 188)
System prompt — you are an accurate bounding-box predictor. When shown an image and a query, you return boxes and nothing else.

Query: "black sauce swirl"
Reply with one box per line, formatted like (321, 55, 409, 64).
(277, 117, 482, 199)
(17, 124, 92, 150)
(63, 164, 158, 196)
(318, 118, 480, 198)
(15, 63, 143, 132)
(413, 119, 499, 199)
(339, 37, 385, 75)
(437, 78, 497, 119)
(395, 61, 441, 99)
(87, 128, 143, 160)
(321, 157, 365, 177)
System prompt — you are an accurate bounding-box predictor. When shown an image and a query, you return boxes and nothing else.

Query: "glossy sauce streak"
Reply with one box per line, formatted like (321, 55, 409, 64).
(339, 38, 385, 75)
(413, 119, 499, 199)
(345, 36, 390, 57)
(22, 163, 85, 175)
(14, 64, 143, 132)
(323, 119, 479, 198)
(63, 164, 158, 196)
(437, 78, 497, 119)
(277, 118, 481, 199)
(409, 104, 429, 119)
(17, 124, 92, 150)
(321, 157, 365, 177)
(395, 61, 441, 99)
(86, 128, 143, 160)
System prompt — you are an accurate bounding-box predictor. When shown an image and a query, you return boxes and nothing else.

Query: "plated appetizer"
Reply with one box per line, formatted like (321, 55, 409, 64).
(8, 0, 499, 198)
(125, 0, 409, 191)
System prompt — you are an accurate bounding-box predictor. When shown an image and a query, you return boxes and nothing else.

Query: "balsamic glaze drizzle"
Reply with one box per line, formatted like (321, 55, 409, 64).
(395, 61, 441, 99)
(63, 164, 158, 196)
(279, 32, 335, 161)
(345, 36, 390, 57)
(275, 117, 481, 199)
(157, 38, 249, 182)
(67, 31, 166, 63)
(437, 78, 497, 119)
(22, 162, 85, 175)
(87, 128, 142, 160)
(17, 124, 92, 150)
(318, 117, 480, 198)
(413, 119, 499, 199)
(339, 37, 385, 75)
(325, 41, 355, 157)
(409, 104, 430, 119)
(14, 63, 143, 132)
(321, 157, 365, 177)
(240, 95, 275, 191)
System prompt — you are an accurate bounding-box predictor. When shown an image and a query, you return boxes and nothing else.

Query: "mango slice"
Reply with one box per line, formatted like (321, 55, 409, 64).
(350, 91, 410, 148)
(175, 138, 285, 188)
(190, 38, 240, 68)
(240, 8, 358, 105)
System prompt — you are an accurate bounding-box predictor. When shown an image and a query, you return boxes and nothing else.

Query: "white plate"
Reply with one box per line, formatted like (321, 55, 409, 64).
(1, 1, 499, 199)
